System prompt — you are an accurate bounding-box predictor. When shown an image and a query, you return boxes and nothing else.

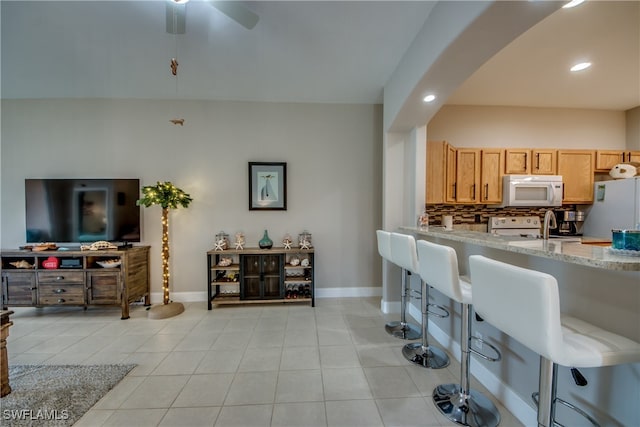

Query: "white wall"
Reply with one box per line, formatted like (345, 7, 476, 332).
(428, 105, 627, 148)
(1, 99, 383, 300)
(627, 106, 640, 150)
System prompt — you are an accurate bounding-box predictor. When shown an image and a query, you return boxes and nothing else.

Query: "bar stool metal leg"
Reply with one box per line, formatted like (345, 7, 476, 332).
(402, 279, 449, 368)
(385, 270, 422, 340)
(432, 303, 500, 427)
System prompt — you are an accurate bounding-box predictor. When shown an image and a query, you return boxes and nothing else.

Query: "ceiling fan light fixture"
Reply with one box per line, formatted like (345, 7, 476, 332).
(570, 62, 591, 72)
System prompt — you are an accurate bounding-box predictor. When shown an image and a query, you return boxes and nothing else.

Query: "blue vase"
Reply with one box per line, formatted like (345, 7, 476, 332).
(259, 230, 273, 249)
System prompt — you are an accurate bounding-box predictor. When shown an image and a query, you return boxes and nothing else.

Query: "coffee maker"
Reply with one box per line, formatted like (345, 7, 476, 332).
(554, 210, 584, 236)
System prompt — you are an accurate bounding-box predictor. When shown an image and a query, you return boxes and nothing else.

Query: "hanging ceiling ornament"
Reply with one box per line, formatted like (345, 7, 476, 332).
(169, 7, 184, 127)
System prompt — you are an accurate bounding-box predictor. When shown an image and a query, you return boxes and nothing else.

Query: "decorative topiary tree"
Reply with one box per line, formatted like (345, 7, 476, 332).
(137, 181, 192, 319)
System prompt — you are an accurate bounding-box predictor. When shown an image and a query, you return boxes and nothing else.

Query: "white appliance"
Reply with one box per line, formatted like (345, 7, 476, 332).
(496, 175, 563, 207)
(488, 216, 541, 237)
(582, 177, 640, 239)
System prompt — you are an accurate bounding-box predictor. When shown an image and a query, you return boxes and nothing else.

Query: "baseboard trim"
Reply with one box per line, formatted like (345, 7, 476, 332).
(151, 287, 382, 305)
(408, 303, 536, 426)
(150, 291, 207, 304)
(314, 287, 382, 298)
(380, 299, 400, 314)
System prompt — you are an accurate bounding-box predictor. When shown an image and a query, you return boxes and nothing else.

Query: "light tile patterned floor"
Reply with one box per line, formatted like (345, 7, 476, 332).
(6, 298, 524, 427)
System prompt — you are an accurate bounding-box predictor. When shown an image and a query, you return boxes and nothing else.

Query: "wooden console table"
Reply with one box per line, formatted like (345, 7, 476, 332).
(207, 247, 315, 309)
(1, 310, 14, 397)
(1, 246, 150, 319)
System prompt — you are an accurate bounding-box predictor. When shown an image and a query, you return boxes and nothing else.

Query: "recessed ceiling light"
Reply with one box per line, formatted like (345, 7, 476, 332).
(423, 94, 436, 103)
(563, 0, 585, 8)
(570, 62, 591, 72)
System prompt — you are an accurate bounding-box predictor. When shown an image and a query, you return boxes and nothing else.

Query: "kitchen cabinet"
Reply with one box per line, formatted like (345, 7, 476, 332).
(426, 142, 502, 204)
(557, 150, 595, 203)
(480, 149, 504, 203)
(445, 144, 457, 203)
(426, 141, 447, 204)
(426, 141, 457, 204)
(531, 149, 557, 174)
(456, 149, 481, 203)
(505, 149, 531, 174)
(595, 150, 640, 172)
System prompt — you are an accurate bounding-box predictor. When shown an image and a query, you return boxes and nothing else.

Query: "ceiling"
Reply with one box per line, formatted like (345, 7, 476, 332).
(1, 1, 638, 111)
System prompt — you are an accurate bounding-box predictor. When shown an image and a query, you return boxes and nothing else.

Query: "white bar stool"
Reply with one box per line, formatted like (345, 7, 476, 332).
(469, 255, 640, 427)
(390, 232, 449, 365)
(418, 241, 501, 427)
(377, 230, 421, 340)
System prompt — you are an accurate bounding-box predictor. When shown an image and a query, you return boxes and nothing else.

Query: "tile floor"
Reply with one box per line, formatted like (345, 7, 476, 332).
(6, 298, 523, 427)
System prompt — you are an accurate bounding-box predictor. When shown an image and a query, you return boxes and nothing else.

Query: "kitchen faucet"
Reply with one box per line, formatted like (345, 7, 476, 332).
(543, 210, 557, 240)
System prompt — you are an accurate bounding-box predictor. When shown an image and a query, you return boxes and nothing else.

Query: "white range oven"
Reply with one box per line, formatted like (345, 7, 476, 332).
(495, 175, 563, 207)
(488, 216, 541, 238)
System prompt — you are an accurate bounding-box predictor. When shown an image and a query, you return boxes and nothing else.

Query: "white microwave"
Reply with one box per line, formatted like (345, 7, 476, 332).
(496, 175, 563, 207)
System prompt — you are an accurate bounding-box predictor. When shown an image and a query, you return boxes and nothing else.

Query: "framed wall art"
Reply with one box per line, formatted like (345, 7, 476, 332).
(248, 162, 287, 210)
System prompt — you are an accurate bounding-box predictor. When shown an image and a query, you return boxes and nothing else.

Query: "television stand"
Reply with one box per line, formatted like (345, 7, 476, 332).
(1, 246, 150, 319)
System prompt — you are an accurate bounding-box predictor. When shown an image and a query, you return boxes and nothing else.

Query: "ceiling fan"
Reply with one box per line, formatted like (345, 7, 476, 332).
(166, 0, 259, 34)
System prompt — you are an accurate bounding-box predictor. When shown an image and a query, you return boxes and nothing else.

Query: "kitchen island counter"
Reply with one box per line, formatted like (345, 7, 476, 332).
(401, 227, 640, 271)
(397, 226, 639, 426)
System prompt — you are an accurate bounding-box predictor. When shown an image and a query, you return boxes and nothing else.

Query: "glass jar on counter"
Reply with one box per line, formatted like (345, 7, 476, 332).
(417, 211, 429, 230)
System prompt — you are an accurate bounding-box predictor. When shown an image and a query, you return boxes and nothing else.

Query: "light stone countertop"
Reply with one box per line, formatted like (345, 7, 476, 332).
(400, 226, 640, 271)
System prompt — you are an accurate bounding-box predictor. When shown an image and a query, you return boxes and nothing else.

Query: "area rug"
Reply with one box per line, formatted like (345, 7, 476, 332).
(1, 364, 136, 426)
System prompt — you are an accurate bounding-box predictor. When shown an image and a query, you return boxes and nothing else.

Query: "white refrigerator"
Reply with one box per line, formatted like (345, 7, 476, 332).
(582, 177, 640, 239)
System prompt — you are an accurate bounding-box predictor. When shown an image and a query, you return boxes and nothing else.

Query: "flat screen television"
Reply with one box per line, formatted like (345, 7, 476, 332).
(25, 178, 141, 244)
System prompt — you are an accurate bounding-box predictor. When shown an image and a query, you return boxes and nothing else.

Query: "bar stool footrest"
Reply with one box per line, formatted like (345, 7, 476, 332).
(385, 321, 422, 340)
(433, 383, 501, 427)
(427, 303, 450, 319)
(402, 342, 449, 369)
(469, 338, 501, 362)
(531, 392, 600, 427)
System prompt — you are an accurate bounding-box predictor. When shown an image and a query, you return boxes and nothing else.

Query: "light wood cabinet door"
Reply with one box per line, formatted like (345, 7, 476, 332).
(557, 150, 595, 203)
(426, 141, 446, 204)
(445, 144, 457, 203)
(456, 149, 481, 203)
(626, 151, 640, 163)
(480, 149, 504, 203)
(532, 150, 557, 175)
(595, 150, 625, 172)
(505, 149, 531, 174)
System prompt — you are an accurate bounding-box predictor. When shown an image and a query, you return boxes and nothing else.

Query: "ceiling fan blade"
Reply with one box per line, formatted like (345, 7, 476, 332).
(166, 1, 186, 34)
(210, 1, 259, 30)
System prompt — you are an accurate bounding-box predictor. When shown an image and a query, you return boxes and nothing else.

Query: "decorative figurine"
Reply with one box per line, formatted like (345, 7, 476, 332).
(282, 233, 293, 250)
(170, 58, 179, 76)
(214, 231, 229, 251)
(218, 256, 233, 267)
(234, 232, 245, 250)
(298, 230, 313, 249)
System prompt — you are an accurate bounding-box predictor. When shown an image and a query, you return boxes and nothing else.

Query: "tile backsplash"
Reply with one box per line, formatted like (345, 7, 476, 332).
(423, 204, 578, 232)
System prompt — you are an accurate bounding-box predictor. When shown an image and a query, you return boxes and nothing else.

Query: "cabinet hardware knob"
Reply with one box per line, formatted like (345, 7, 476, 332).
(54, 288, 65, 294)
(57, 298, 65, 303)
(56, 276, 64, 280)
